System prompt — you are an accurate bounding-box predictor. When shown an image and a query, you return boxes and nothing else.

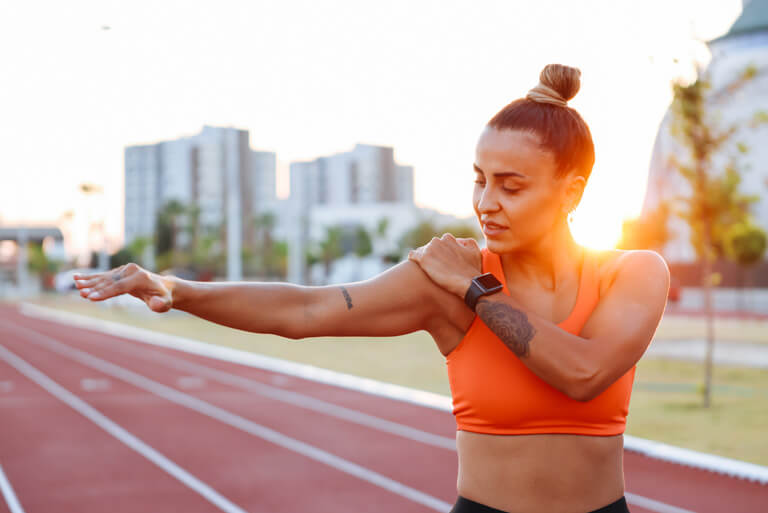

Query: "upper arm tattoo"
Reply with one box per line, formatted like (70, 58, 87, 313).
(339, 286, 353, 310)
(477, 299, 537, 358)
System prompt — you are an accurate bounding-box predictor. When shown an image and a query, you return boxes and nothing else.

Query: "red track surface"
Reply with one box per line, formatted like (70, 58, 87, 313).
(0, 303, 765, 513)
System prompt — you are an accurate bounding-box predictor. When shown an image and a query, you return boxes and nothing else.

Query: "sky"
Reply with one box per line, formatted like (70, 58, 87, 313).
(0, 0, 744, 258)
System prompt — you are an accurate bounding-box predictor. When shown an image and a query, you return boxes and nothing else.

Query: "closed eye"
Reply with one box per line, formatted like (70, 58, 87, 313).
(474, 181, 520, 194)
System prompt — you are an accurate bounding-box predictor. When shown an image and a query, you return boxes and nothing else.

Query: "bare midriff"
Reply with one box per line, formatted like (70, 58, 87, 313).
(455, 430, 625, 513)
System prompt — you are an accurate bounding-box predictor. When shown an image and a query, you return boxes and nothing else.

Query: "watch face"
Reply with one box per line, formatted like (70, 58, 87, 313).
(476, 273, 502, 290)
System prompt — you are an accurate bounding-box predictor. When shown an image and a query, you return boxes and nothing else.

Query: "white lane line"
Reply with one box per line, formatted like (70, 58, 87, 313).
(80, 378, 111, 392)
(176, 376, 206, 389)
(0, 344, 248, 513)
(625, 492, 698, 513)
(81, 336, 457, 450)
(5, 323, 453, 512)
(0, 464, 25, 513)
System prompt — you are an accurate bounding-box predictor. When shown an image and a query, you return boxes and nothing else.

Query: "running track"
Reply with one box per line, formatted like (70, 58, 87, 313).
(0, 304, 765, 513)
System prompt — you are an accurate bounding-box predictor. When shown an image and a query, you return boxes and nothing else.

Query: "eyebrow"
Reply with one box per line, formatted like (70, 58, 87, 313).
(473, 163, 526, 178)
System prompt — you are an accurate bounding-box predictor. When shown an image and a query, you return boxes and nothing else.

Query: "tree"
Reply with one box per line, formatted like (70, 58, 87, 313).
(617, 200, 673, 251)
(109, 247, 136, 268)
(666, 62, 761, 407)
(27, 243, 52, 273)
(250, 211, 278, 278)
(127, 236, 152, 268)
(318, 225, 344, 283)
(185, 204, 202, 255)
(354, 225, 373, 257)
(155, 199, 187, 270)
(440, 222, 481, 240)
(724, 221, 767, 310)
(398, 220, 440, 255)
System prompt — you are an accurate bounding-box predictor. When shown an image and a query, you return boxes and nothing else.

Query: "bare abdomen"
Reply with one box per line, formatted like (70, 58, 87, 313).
(456, 431, 625, 513)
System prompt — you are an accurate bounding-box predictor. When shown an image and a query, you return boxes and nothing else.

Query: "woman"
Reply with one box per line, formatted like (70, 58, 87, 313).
(73, 63, 669, 513)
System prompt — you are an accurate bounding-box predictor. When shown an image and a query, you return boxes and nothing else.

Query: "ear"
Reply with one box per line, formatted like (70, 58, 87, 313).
(562, 173, 586, 212)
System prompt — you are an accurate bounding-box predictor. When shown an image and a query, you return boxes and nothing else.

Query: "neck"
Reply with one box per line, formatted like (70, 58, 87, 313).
(497, 218, 584, 292)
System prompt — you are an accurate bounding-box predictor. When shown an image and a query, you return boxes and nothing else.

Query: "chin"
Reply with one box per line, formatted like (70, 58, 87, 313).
(484, 238, 514, 252)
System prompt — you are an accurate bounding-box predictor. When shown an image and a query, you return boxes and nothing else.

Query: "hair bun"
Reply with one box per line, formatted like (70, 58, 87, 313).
(526, 64, 581, 107)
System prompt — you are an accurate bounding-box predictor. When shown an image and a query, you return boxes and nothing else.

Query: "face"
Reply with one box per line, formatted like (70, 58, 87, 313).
(473, 126, 584, 252)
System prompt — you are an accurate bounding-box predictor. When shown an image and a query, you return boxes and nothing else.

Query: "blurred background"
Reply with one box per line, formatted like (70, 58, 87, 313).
(2, 0, 767, 467)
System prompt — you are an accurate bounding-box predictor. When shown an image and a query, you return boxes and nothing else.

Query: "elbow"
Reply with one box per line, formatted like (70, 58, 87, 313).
(283, 331, 302, 341)
(570, 386, 594, 403)
(568, 367, 598, 403)
(283, 286, 314, 340)
(281, 323, 307, 341)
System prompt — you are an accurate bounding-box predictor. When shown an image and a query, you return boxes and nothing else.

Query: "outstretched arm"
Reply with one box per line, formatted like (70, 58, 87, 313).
(73, 259, 448, 340)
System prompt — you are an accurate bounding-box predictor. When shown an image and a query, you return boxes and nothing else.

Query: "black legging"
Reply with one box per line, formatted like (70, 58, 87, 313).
(449, 495, 630, 513)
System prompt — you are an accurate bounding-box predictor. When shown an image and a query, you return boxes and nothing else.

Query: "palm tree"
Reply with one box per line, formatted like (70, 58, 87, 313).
(156, 199, 187, 270)
(251, 211, 277, 278)
(127, 236, 152, 268)
(318, 225, 344, 283)
(355, 225, 373, 257)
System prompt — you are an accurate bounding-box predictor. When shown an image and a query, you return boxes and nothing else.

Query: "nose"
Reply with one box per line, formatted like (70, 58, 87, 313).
(476, 184, 501, 214)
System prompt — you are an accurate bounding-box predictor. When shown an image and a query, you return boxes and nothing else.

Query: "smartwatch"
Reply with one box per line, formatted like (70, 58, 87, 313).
(464, 272, 504, 312)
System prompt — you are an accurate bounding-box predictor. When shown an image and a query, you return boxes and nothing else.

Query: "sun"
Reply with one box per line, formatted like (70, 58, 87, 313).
(570, 209, 623, 250)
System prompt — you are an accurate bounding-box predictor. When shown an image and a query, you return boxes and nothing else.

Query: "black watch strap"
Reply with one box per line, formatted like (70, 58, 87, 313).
(464, 272, 504, 312)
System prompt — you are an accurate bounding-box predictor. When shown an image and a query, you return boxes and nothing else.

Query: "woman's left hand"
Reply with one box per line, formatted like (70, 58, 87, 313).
(408, 233, 482, 298)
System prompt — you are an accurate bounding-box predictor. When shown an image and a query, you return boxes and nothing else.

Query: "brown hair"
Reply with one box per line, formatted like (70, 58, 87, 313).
(486, 63, 595, 181)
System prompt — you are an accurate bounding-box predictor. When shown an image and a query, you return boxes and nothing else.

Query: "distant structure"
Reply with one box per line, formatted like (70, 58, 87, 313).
(124, 125, 276, 279)
(125, 130, 474, 285)
(279, 143, 471, 285)
(641, 0, 768, 262)
(0, 226, 65, 297)
(289, 143, 414, 208)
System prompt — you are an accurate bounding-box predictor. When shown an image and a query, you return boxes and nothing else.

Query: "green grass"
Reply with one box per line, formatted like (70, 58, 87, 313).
(627, 359, 768, 466)
(11, 293, 768, 467)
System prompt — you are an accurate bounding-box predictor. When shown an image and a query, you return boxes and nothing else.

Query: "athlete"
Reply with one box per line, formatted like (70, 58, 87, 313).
(73, 63, 670, 513)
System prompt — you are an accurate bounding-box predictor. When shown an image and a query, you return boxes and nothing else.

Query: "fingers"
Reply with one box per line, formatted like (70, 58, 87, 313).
(457, 237, 480, 249)
(80, 270, 141, 301)
(409, 234, 479, 262)
(73, 266, 124, 289)
(73, 272, 107, 286)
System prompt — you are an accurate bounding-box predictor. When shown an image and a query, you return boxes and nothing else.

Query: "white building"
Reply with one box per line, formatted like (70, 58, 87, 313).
(641, 0, 768, 262)
(281, 143, 472, 284)
(124, 144, 161, 249)
(124, 125, 277, 278)
(288, 143, 414, 209)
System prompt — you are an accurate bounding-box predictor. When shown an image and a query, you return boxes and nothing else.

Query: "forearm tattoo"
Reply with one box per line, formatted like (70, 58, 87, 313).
(476, 299, 537, 358)
(339, 286, 353, 310)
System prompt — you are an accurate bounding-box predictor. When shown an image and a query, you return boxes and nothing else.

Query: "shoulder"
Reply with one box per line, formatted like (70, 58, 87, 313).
(589, 248, 669, 298)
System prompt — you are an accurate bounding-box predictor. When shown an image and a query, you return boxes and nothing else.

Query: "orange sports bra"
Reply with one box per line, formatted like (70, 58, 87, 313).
(445, 246, 636, 436)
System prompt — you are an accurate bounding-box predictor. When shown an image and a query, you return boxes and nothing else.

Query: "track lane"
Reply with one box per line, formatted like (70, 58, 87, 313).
(5, 304, 768, 512)
(0, 320, 452, 512)
(10, 316, 462, 501)
(0, 348, 236, 513)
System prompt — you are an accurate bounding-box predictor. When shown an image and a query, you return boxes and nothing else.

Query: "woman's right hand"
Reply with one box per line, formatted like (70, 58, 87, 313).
(73, 263, 175, 313)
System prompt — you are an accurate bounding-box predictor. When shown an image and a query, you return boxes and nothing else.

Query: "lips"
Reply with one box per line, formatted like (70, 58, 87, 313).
(483, 222, 508, 229)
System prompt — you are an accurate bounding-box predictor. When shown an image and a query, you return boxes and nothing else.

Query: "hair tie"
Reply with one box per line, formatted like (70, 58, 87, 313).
(526, 82, 568, 107)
